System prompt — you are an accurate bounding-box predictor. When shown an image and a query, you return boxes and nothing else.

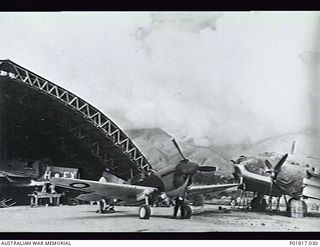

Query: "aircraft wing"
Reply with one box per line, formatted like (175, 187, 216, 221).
(0, 170, 30, 178)
(187, 183, 240, 196)
(0, 170, 33, 185)
(50, 177, 158, 202)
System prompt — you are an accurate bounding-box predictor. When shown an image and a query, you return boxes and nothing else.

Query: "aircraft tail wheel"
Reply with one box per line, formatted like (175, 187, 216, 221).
(139, 204, 151, 219)
(181, 205, 192, 219)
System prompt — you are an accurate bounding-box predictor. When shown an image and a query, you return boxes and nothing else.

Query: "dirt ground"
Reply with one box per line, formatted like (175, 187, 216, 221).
(0, 204, 319, 232)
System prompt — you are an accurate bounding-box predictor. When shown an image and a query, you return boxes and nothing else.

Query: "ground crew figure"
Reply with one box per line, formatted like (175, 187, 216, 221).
(97, 199, 106, 213)
(49, 184, 56, 194)
(31, 187, 40, 207)
(96, 198, 115, 213)
(236, 197, 241, 208)
(41, 183, 48, 193)
(173, 196, 184, 218)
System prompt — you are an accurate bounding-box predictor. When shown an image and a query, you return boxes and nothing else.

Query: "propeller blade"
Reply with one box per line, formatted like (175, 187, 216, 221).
(171, 138, 187, 161)
(232, 172, 242, 183)
(269, 178, 273, 197)
(291, 141, 296, 155)
(200, 159, 207, 166)
(198, 166, 216, 172)
(265, 159, 273, 170)
(274, 153, 288, 171)
(167, 175, 190, 198)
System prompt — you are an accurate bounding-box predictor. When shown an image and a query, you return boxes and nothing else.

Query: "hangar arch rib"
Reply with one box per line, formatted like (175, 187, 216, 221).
(0, 59, 153, 180)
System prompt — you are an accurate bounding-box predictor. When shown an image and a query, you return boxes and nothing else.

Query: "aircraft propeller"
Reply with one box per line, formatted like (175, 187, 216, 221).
(171, 138, 216, 194)
(171, 138, 216, 174)
(265, 153, 288, 196)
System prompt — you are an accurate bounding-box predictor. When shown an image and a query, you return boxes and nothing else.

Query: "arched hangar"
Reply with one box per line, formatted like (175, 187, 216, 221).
(0, 59, 154, 181)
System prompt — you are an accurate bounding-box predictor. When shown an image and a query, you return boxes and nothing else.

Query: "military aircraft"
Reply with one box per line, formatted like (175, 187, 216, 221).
(0, 159, 81, 205)
(51, 138, 239, 219)
(0, 159, 49, 204)
(231, 143, 320, 213)
(0, 159, 48, 187)
(0, 159, 79, 187)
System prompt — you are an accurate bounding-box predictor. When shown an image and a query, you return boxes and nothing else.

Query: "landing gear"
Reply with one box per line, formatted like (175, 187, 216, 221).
(139, 196, 152, 219)
(250, 195, 267, 212)
(275, 197, 281, 211)
(173, 196, 192, 219)
(181, 205, 192, 219)
(139, 204, 151, 219)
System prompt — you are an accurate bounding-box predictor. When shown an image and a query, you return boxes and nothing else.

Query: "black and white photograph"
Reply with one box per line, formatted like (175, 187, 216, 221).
(0, 11, 319, 233)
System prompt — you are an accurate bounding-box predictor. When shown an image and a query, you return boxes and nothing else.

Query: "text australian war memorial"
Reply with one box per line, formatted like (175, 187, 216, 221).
(0, 59, 154, 204)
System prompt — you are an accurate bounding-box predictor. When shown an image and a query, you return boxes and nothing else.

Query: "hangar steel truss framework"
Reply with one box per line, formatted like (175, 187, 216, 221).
(0, 59, 154, 180)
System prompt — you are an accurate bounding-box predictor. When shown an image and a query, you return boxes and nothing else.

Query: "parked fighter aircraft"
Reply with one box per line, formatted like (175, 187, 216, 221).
(231, 147, 320, 212)
(51, 138, 239, 219)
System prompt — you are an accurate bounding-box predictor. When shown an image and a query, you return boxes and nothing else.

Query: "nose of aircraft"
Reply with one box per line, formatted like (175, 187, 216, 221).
(176, 161, 200, 175)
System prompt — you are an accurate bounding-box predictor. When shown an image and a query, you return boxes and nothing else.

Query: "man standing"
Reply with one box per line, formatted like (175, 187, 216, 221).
(173, 196, 184, 218)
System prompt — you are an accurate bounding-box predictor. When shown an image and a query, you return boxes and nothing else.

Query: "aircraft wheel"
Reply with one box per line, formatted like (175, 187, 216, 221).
(251, 197, 267, 212)
(181, 205, 192, 219)
(139, 204, 151, 219)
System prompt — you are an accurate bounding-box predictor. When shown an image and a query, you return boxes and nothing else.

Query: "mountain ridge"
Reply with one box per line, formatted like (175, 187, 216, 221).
(125, 127, 320, 173)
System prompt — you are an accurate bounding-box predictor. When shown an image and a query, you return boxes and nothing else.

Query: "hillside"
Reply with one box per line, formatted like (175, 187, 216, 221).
(125, 128, 234, 174)
(226, 128, 320, 169)
(125, 127, 320, 173)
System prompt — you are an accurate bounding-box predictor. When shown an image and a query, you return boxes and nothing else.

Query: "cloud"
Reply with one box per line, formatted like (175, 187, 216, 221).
(132, 12, 222, 56)
(150, 12, 222, 32)
(132, 26, 152, 41)
(0, 12, 319, 148)
(122, 12, 320, 146)
(299, 51, 320, 65)
(133, 12, 221, 42)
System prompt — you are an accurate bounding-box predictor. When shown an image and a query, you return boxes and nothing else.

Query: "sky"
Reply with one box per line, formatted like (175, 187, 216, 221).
(1, 11, 320, 147)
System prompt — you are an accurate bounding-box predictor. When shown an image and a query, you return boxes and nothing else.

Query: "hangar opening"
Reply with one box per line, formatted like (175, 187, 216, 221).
(0, 59, 153, 204)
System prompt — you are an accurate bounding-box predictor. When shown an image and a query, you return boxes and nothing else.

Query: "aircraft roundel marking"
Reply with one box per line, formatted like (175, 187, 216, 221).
(70, 182, 90, 189)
